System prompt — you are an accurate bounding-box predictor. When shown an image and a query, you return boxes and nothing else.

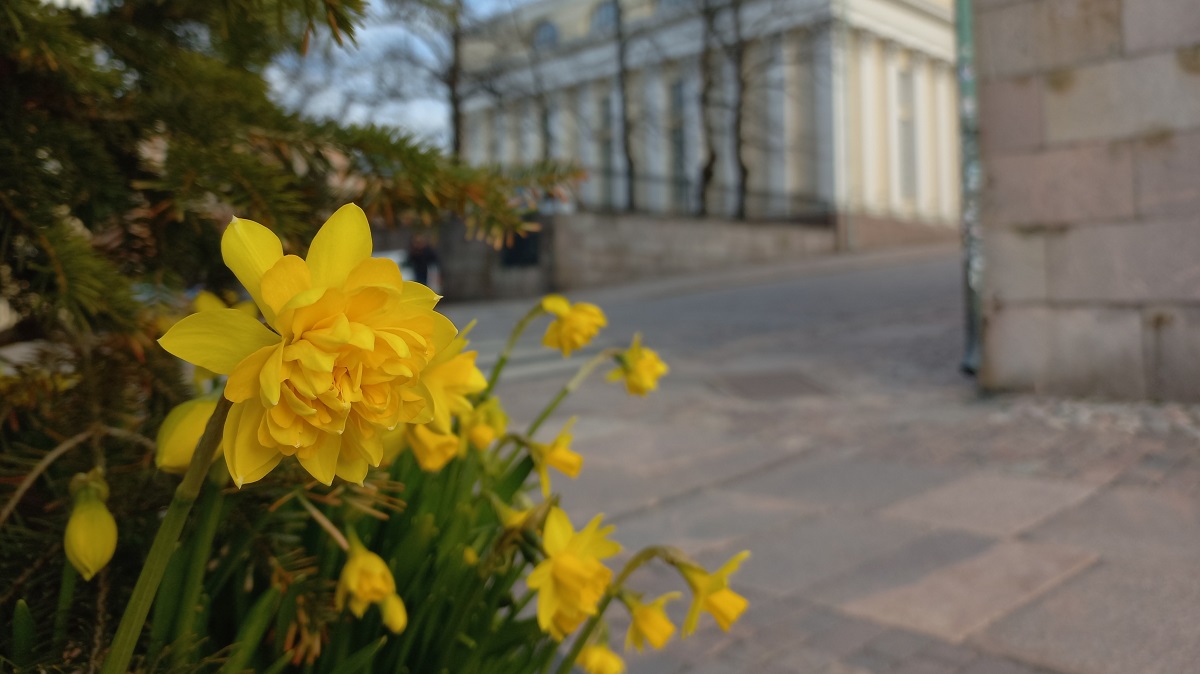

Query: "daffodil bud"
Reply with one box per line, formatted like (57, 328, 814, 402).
(64, 469, 117, 581)
(380, 593, 408, 634)
(336, 540, 397, 618)
(156, 398, 220, 474)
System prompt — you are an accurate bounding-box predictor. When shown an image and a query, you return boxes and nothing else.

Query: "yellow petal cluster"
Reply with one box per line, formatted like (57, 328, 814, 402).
(464, 397, 507, 450)
(64, 469, 117, 581)
(678, 551, 750, 635)
(624, 592, 680, 652)
(527, 507, 621, 640)
(531, 418, 583, 497)
(158, 204, 457, 487)
(405, 422, 460, 473)
(577, 643, 626, 674)
(607, 334, 668, 396)
(541, 294, 606, 357)
(420, 326, 487, 435)
(336, 541, 407, 634)
(155, 397, 220, 474)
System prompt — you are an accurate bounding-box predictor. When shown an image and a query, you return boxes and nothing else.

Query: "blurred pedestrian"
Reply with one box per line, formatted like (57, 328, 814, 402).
(408, 233, 439, 287)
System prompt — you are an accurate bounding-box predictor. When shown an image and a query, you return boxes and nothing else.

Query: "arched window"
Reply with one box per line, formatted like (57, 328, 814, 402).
(532, 20, 558, 50)
(590, 0, 618, 36)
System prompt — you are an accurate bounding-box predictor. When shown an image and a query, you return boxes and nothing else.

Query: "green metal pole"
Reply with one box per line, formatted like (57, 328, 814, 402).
(956, 0, 983, 376)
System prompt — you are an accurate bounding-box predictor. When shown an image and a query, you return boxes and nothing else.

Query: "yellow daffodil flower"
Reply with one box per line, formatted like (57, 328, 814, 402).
(158, 204, 457, 487)
(607, 334, 668, 396)
(530, 417, 583, 497)
(336, 538, 407, 633)
(155, 397, 220, 474)
(577, 643, 626, 674)
(527, 507, 621, 640)
(624, 592, 681, 651)
(406, 423, 460, 472)
(678, 551, 750, 635)
(541, 294, 606, 357)
(64, 469, 117, 581)
(420, 322, 487, 434)
(380, 593, 408, 634)
(464, 397, 507, 450)
(189, 291, 259, 390)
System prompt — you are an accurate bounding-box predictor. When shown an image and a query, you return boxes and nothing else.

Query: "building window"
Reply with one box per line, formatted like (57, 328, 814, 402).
(532, 20, 558, 51)
(897, 65, 918, 204)
(590, 1, 618, 36)
(668, 77, 688, 212)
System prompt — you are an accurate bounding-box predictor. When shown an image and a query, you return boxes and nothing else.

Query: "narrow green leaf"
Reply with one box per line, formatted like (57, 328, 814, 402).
(12, 599, 34, 667)
(218, 587, 281, 674)
(328, 637, 386, 674)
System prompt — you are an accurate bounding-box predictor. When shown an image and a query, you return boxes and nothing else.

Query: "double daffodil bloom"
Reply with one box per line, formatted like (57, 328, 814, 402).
(541, 295, 606, 357)
(530, 417, 583, 497)
(155, 397, 220, 474)
(527, 507, 621, 640)
(678, 551, 750, 635)
(64, 469, 117, 581)
(624, 592, 680, 652)
(607, 334, 669, 396)
(336, 539, 407, 634)
(577, 643, 626, 674)
(159, 204, 457, 486)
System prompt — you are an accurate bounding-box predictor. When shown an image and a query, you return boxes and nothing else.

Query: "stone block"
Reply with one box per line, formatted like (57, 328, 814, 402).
(979, 77, 1044, 154)
(1123, 0, 1200, 54)
(1134, 129, 1200, 218)
(982, 228, 1046, 303)
(980, 306, 1050, 392)
(976, 2, 1038, 78)
(1046, 220, 1200, 303)
(983, 143, 1134, 228)
(1046, 307, 1147, 398)
(1043, 51, 1200, 144)
(1034, 0, 1123, 70)
(841, 541, 1096, 643)
(1144, 306, 1200, 401)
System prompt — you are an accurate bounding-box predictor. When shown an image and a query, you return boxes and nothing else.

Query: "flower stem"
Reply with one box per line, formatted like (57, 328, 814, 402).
(481, 304, 545, 399)
(526, 349, 618, 437)
(100, 395, 232, 674)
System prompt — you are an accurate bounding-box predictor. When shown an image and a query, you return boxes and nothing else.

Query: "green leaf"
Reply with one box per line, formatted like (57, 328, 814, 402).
(328, 637, 387, 674)
(219, 587, 282, 674)
(12, 599, 34, 667)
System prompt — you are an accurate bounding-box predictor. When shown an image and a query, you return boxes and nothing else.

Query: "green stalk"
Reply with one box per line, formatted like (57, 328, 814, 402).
(527, 349, 618, 437)
(100, 395, 232, 674)
(171, 481, 225, 666)
(481, 305, 545, 399)
(53, 561, 77, 650)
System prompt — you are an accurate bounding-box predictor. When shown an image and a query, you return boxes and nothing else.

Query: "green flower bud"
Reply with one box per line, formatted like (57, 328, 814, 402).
(65, 469, 117, 581)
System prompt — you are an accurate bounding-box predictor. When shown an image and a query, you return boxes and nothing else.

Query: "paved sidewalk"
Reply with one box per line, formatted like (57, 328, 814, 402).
(445, 247, 1200, 674)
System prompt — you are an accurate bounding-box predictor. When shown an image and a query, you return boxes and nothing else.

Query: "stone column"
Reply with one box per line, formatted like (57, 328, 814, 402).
(813, 19, 848, 222)
(644, 65, 668, 213)
(858, 32, 880, 215)
(766, 33, 788, 217)
(884, 41, 901, 216)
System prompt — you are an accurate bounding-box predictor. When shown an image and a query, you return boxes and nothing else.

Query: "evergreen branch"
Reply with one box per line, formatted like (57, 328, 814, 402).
(0, 428, 94, 530)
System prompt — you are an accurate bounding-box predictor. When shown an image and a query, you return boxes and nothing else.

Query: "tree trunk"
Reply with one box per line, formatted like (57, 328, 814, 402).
(448, 0, 464, 160)
(615, 0, 636, 211)
(697, 4, 718, 218)
(730, 7, 748, 220)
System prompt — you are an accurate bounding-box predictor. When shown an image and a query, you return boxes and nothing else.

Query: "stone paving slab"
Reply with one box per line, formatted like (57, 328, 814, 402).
(881, 473, 1097, 538)
(725, 513, 928, 596)
(724, 456, 963, 514)
(1025, 485, 1200, 565)
(809, 530, 996, 606)
(841, 541, 1097, 643)
(610, 488, 821, 555)
(979, 558, 1200, 674)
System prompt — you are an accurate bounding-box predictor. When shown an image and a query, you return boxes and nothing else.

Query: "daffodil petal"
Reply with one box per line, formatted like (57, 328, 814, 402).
(345, 256, 405, 291)
(307, 204, 372, 289)
(298, 432, 341, 485)
(226, 344, 277, 403)
(543, 508, 573, 555)
(261, 255, 313, 317)
(221, 217, 284, 321)
(159, 309, 281, 375)
(192, 290, 226, 313)
(223, 402, 282, 488)
(156, 398, 219, 474)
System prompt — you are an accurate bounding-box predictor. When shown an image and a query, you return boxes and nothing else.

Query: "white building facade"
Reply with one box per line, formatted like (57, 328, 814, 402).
(461, 0, 959, 232)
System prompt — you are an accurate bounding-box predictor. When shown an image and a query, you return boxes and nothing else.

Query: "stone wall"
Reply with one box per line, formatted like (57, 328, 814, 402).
(976, 0, 1200, 400)
(549, 212, 836, 289)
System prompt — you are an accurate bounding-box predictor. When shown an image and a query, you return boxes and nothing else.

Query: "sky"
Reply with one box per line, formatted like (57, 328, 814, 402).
(268, 0, 533, 147)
